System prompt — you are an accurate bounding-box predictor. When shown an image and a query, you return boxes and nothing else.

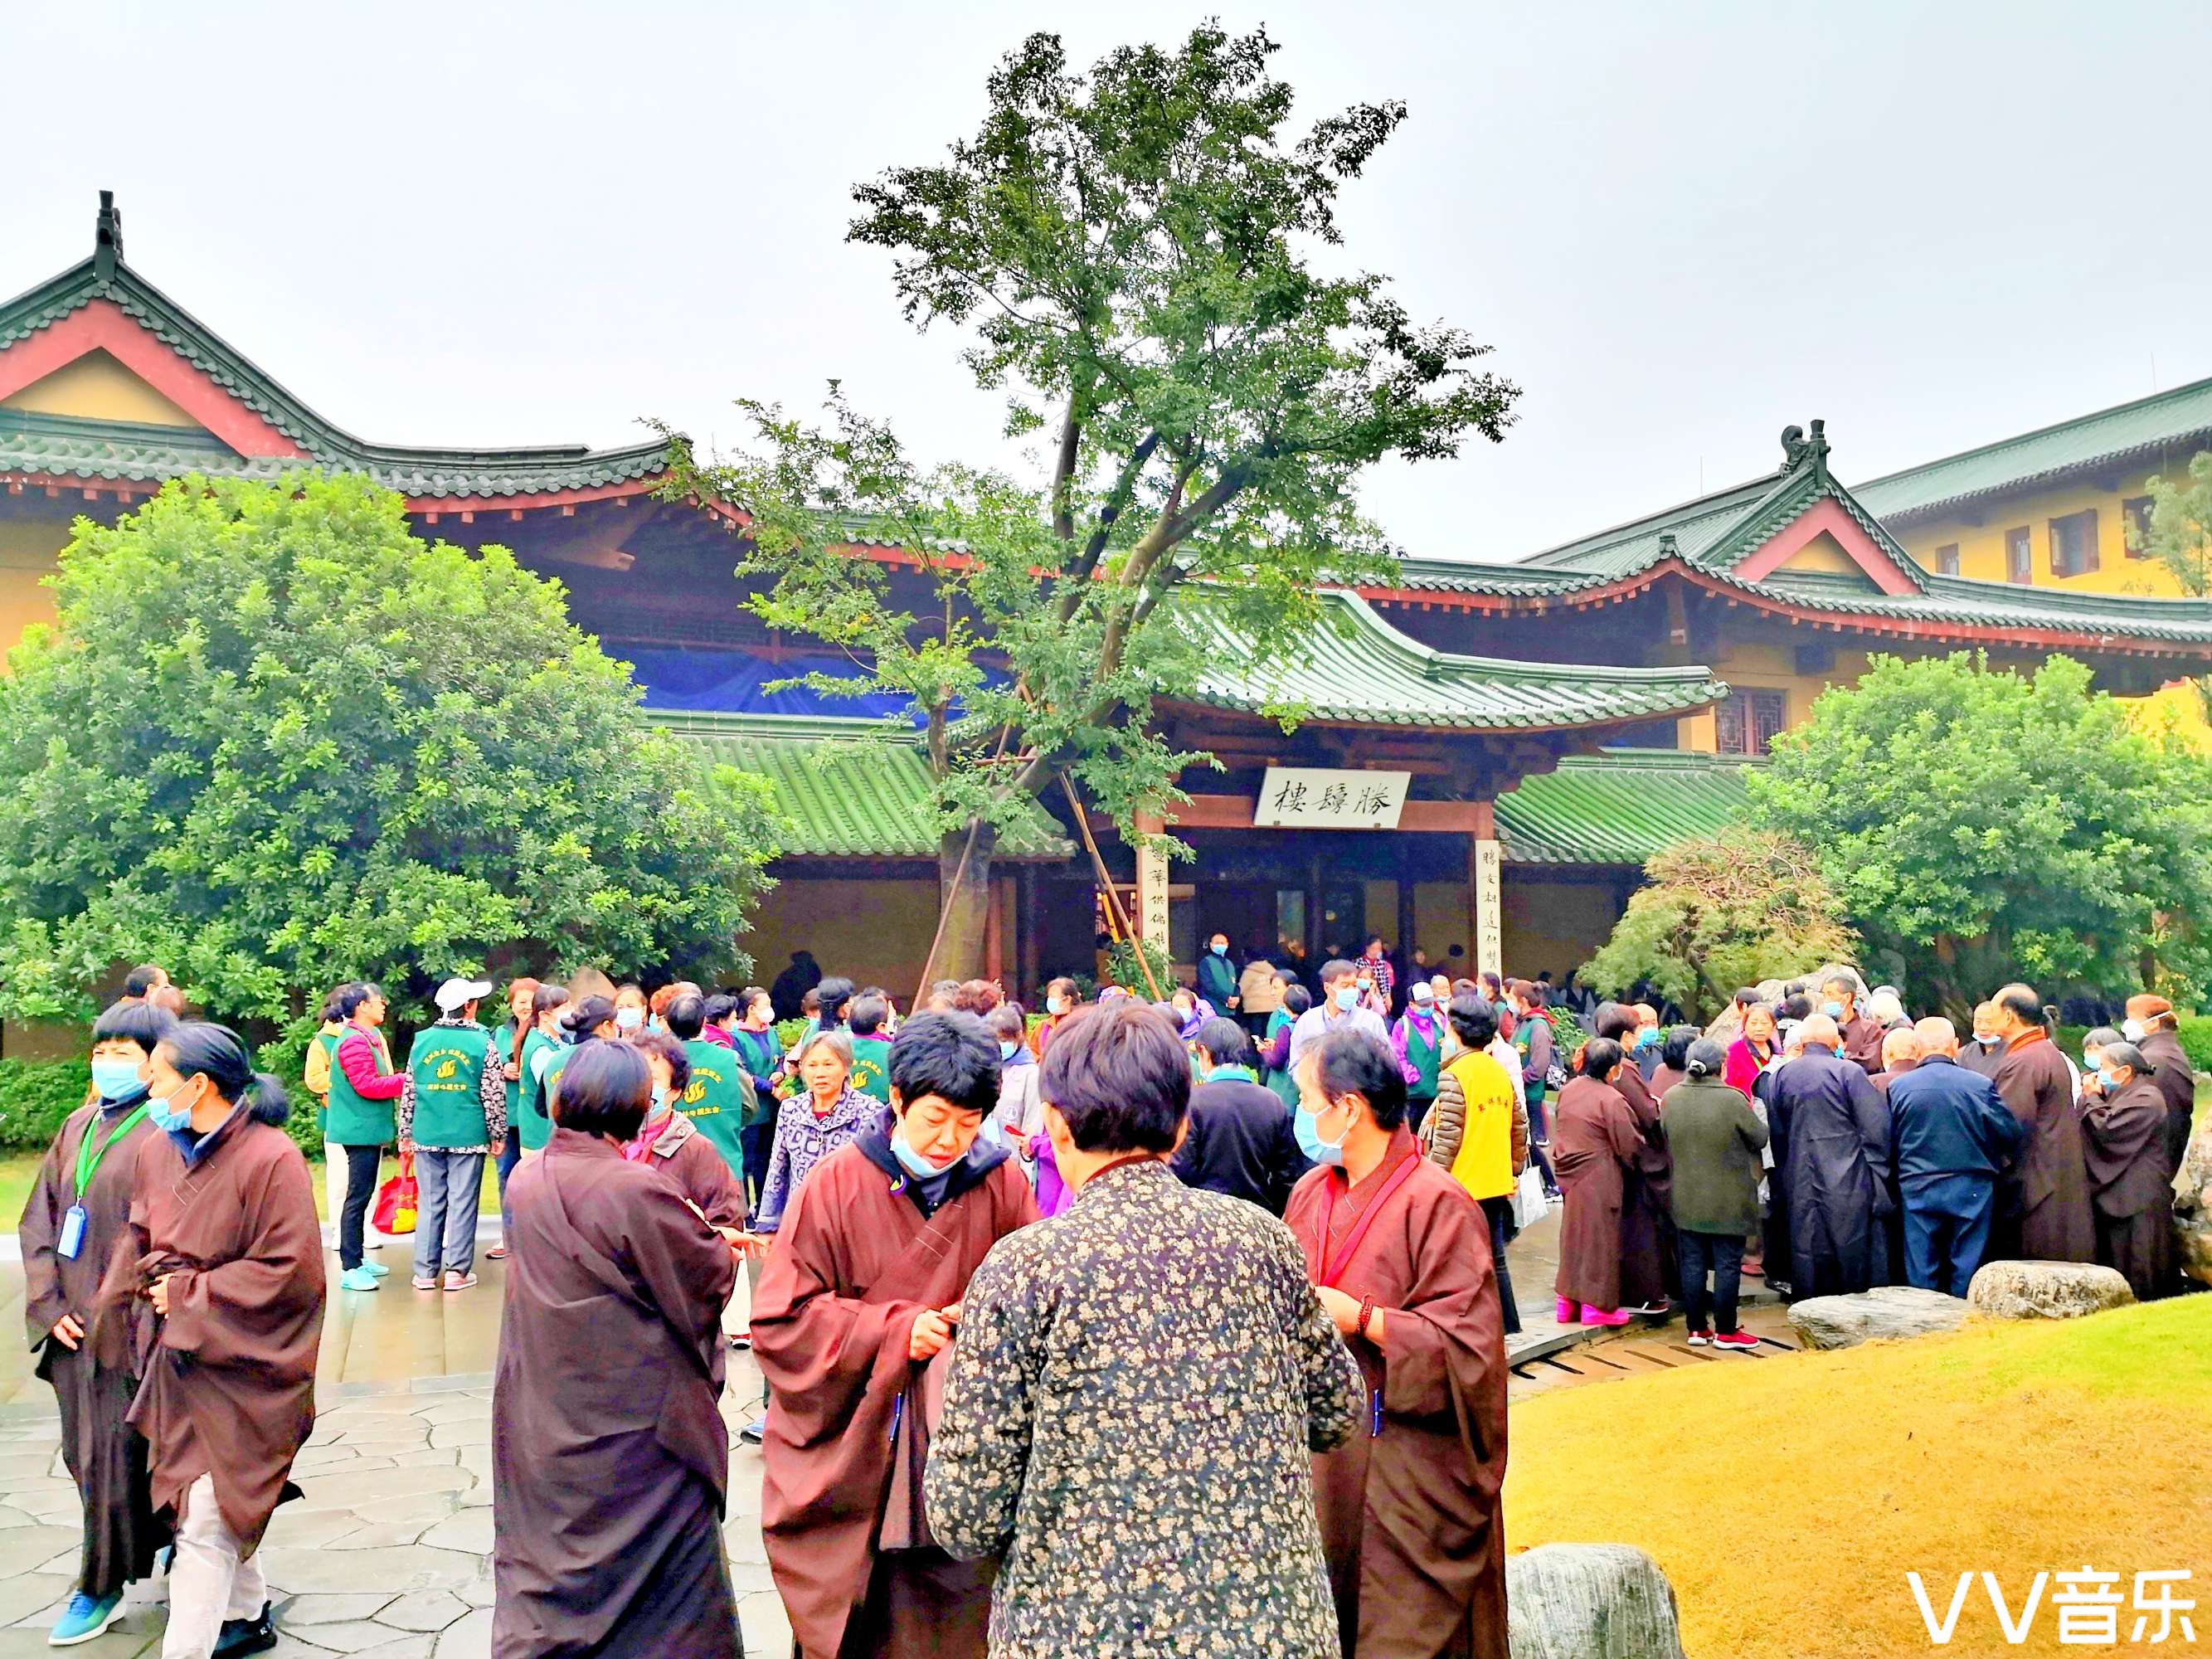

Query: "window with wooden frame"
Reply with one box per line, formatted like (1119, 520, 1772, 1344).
(2123, 496, 2154, 559)
(1935, 543, 1960, 575)
(2049, 509, 2099, 577)
(1714, 688, 1789, 757)
(2005, 527, 2032, 584)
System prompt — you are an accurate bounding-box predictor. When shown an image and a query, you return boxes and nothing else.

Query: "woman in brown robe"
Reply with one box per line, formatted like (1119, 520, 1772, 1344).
(95, 1022, 325, 1659)
(1597, 1008, 1675, 1312)
(2079, 1043, 2176, 1301)
(20, 1000, 176, 1644)
(629, 1031, 748, 1230)
(493, 1039, 743, 1659)
(1284, 1029, 1509, 1659)
(751, 1011, 1038, 1659)
(1551, 1039, 1647, 1324)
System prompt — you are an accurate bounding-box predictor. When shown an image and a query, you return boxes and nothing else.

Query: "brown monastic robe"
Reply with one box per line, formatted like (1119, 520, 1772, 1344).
(493, 1129, 741, 1659)
(2081, 1078, 2175, 1301)
(1991, 1029, 2095, 1263)
(1612, 1063, 1676, 1307)
(1286, 1127, 1509, 1659)
(751, 1132, 1038, 1659)
(1839, 1014, 1885, 1076)
(1551, 1076, 1646, 1312)
(21, 1097, 169, 1595)
(95, 1103, 324, 1553)
(2134, 1026, 2199, 1180)
(641, 1111, 747, 1228)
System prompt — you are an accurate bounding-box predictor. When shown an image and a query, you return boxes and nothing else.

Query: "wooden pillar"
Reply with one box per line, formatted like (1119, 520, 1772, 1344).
(984, 875, 1009, 982)
(1396, 864, 1418, 971)
(1017, 865, 1041, 1001)
(1468, 829, 1504, 984)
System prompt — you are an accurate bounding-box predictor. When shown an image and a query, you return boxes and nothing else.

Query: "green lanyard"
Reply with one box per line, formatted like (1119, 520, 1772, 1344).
(75, 1102, 152, 1202)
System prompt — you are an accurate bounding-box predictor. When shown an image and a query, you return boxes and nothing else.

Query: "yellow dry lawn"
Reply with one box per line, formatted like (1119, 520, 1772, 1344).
(1505, 1295, 2212, 1657)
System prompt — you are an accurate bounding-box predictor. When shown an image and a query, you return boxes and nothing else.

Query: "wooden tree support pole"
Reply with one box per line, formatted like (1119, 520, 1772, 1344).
(912, 819, 982, 1013)
(1059, 775, 1165, 1001)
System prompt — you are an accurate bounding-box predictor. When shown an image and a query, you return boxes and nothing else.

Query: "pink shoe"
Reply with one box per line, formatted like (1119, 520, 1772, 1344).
(1581, 1304, 1631, 1326)
(1556, 1297, 1581, 1324)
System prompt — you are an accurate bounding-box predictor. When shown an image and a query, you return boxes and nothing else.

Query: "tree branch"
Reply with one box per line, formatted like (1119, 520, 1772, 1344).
(1053, 432, 1160, 623)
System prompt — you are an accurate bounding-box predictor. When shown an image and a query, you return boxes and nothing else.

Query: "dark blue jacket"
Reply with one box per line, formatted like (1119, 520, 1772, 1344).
(1886, 1053, 2027, 1185)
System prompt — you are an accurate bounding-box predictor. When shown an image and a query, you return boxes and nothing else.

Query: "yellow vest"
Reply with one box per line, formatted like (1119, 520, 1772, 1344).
(1444, 1048, 1517, 1200)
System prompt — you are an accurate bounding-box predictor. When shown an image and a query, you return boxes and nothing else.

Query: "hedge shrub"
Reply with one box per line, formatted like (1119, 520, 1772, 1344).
(0, 1054, 323, 1160)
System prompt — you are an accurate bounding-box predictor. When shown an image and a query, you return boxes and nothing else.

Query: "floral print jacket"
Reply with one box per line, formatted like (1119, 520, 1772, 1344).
(753, 1086, 882, 1232)
(926, 1158, 1363, 1659)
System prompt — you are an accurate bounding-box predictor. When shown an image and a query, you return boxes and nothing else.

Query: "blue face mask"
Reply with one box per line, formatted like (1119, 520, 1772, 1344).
(647, 1085, 671, 1121)
(147, 1080, 197, 1133)
(2095, 1065, 2120, 1091)
(1334, 985, 1359, 1012)
(1294, 1102, 1349, 1166)
(999, 1039, 1019, 1060)
(1634, 1027, 1660, 1048)
(892, 1131, 955, 1180)
(1211, 942, 1228, 956)
(1822, 1001, 1845, 1021)
(91, 1059, 147, 1102)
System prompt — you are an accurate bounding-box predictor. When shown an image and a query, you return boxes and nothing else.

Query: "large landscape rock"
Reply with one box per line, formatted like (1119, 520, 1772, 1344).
(1508, 1544, 1686, 1659)
(1787, 1284, 1967, 1350)
(2173, 1119, 2212, 1287)
(1966, 1259, 2135, 1320)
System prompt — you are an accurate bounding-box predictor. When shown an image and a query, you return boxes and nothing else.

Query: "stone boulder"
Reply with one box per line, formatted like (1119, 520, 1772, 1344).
(1508, 1544, 1686, 1659)
(1966, 1259, 2135, 1321)
(1787, 1285, 1967, 1350)
(2173, 1118, 2212, 1288)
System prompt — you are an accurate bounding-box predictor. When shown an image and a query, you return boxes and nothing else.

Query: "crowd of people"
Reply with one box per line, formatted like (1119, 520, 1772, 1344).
(13, 944, 2199, 1659)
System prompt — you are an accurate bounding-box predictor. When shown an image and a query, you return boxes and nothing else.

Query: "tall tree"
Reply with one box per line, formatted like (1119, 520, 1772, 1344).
(0, 474, 778, 1030)
(664, 24, 1515, 974)
(2131, 451, 2212, 721)
(1749, 651, 2212, 1015)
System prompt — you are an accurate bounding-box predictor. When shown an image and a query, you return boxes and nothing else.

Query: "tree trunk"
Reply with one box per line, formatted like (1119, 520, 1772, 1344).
(932, 822, 997, 985)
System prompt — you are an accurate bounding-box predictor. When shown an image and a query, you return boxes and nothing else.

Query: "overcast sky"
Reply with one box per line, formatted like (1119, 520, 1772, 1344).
(11, 2, 2210, 563)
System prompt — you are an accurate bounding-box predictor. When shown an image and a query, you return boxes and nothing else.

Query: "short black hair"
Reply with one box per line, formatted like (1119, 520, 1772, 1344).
(887, 1010, 1000, 1117)
(1281, 981, 1313, 1016)
(1194, 1016, 1253, 1070)
(815, 976, 856, 1024)
(1038, 1003, 1189, 1153)
(665, 993, 707, 1042)
(92, 998, 177, 1053)
(1446, 994, 1498, 1050)
(1364, 934, 1386, 951)
(1660, 1024, 1699, 1072)
(1733, 986, 1761, 1008)
(849, 994, 889, 1038)
(1320, 958, 1357, 985)
(1581, 1036, 1625, 1082)
(1782, 992, 1813, 1021)
(1310, 1027, 1408, 1131)
(158, 1022, 289, 1126)
(702, 992, 741, 1027)
(552, 1039, 651, 1141)
(562, 995, 617, 1038)
(628, 1028, 690, 1094)
(1593, 1002, 1636, 1042)
(123, 963, 166, 999)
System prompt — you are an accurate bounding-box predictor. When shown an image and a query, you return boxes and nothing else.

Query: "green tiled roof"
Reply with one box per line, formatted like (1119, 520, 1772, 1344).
(1495, 749, 1756, 866)
(1854, 374, 2212, 524)
(648, 711, 1071, 862)
(1184, 591, 1728, 732)
(1382, 450, 2212, 645)
(0, 257, 670, 498)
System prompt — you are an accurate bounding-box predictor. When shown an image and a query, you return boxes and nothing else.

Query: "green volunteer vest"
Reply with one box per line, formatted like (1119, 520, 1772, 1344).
(324, 1025, 396, 1146)
(849, 1035, 892, 1104)
(1514, 1021, 1545, 1104)
(515, 1029, 559, 1151)
(679, 1039, 753, 1175)
(1403, 1015, 1443, 1101)
(406, 1022, 494, 1148)
(314, 1029, 338, 1136)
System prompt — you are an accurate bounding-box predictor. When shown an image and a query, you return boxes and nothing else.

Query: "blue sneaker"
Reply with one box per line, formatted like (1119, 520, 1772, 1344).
(362, 1261, 391, 1278)
(339, 1265, 382, 1292)
(50, 1590, 122, 1646)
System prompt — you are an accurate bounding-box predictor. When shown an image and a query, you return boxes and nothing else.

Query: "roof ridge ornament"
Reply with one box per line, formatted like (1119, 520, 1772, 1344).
(94, 190, 124, 284)
(1779, 419, 1830, 483)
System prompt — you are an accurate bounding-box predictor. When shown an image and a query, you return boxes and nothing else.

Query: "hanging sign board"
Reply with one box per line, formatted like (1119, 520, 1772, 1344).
(1252, 767, 1412, 830)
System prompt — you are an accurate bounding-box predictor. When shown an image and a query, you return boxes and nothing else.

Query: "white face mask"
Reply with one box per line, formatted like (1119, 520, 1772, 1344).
(615, 1006, 645, 1031)
(2121, 1017, 2147, 1044)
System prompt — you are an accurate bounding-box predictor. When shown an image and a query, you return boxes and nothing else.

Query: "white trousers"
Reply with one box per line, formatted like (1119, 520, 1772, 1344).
(323, 1143, 391, 1250)
(163, 1473, 265, 1659)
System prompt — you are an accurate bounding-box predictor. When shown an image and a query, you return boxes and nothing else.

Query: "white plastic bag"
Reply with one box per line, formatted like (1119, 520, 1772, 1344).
(1510, 1163, 1548, 1230)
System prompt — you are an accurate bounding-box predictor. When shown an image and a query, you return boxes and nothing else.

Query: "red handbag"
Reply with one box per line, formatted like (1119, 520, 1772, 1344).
(372, 1151, 418, 1235)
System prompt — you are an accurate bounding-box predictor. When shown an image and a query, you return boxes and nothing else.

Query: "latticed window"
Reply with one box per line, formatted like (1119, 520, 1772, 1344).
(1714, 688, 1788, 757)
(2049, 509, 2100, 577)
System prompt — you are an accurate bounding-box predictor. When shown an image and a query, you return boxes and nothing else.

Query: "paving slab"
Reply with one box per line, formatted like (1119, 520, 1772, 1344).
(278, 1593, 398, 1627)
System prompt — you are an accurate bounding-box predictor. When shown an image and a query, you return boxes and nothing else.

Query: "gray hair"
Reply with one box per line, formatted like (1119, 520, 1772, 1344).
(795, 1028, 853, 1071)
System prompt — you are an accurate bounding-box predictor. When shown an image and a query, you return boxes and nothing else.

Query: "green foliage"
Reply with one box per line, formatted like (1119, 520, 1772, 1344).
(1749, 652, 2212, 1016)
(2134, 453, 2212, 722)
(1103, 937, 1173, 997)
(1540, 1005, 1587, 1061)
(773, 1017, 809, 1053)
(1582, 827, 1860, 1023)
(659, 22, 1517, 859)
(2177, 1015, 2212, 1077)
(0, 1057, 90, 1151)
(0, 475, 779, 1032)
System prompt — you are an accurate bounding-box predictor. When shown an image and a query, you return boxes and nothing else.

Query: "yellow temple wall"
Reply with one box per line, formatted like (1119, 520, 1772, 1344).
(0, 518, 67, 656)
(1674, 639, 1873, 752)
(0, 350, 202, 427)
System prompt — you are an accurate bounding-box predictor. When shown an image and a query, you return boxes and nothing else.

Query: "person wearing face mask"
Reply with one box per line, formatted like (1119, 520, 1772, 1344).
(1030, 977, 1079, 1058)
(752, 1011, 1036, 1659)
(1286, 959, 1391, 1070)
(322, 982, 405, 1294)
(610, 982, 650, 1037)
(1550, 1038, 1646, 1327)
(1820, 975, 1884, 1076)
(20, 1000, 177, 1648)
(2077, 1040, 2177, 1301)
(2122, 994, 2199, 1182)
(727, 988, 781, 1210)
(484, 977, 540, 1264)
(659, 993, 753, 1184)
(1283, 1027, 1509, 1659)
(94, 1023, 323, 1659)
(624, 1031, 748, 1235)
(984, 1003, 1045, 1177)
(510, 984, 570, 1166)
(492, 1040, 744, 1659)
(755, 1029, 879, 1238)
(1389, 980, 1448, 1134)
(1196, 931, 1240, 1021)
(1423, 995, 1526, 1336)
(1592, 1003, 1675, 1316)
(395, 979, 504, 1295)
(1987, 982, 2095, 1265)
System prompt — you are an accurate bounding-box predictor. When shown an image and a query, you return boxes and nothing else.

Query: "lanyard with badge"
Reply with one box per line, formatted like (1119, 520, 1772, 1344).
(57, 1102, 152, 1259)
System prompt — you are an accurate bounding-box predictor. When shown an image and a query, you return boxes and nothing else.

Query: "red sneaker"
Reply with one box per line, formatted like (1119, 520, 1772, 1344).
(1713, 1331, 1760, 1351)
(1685, 1330, 1714, 1346)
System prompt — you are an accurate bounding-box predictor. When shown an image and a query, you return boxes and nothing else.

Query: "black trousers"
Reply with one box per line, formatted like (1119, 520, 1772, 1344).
(1679, 1228, 1744, 1335)
(339, 1141, 382, 1271)
(1478, 1194, 1522, 1335)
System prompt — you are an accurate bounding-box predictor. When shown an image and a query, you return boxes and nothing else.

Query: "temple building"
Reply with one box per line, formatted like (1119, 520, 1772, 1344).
(7, 196, 2212, 994)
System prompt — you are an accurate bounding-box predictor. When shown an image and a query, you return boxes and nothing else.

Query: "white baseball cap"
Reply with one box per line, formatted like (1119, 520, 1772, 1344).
(435, 977, 494, 1013)
(1409, 981, 1435, 1004)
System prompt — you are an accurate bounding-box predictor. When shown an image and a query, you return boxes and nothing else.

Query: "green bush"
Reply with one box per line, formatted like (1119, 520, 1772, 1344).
(2177, 1016, 2212, 1075)
(773, 1018, 808, 1053)
(0, 1057, 91, 1152)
